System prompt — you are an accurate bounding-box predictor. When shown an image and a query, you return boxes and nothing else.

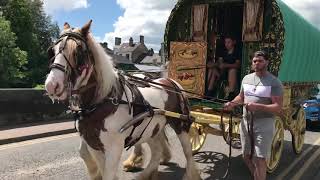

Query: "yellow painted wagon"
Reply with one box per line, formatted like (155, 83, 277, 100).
(163, 0, 320, 173)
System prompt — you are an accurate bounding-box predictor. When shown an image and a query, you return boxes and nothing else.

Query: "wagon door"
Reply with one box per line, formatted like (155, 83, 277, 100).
(168, 42, 207, 95)
(167, 4, 208, 96)
(242, 0, 265, 42)
(191, 4, 209, 42)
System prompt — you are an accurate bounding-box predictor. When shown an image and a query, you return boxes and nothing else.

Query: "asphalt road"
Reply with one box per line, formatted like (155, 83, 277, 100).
(1, 126, 320, 180)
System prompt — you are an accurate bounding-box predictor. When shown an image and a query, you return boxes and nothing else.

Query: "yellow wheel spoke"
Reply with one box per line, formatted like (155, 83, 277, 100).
(189, 123, 207, 154)
(267, 118, 284, 173)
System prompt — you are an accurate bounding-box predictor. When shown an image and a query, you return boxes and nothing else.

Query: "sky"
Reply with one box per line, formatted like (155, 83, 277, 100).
(44, 0, 320, 52)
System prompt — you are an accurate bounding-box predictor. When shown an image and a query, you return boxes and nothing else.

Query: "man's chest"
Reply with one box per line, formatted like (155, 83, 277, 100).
(243, 83, 272, 98)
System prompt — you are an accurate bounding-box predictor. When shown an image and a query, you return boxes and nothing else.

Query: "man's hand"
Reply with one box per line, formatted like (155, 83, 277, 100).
(245, 102, 260, 112)
(224, 101, 236, 111)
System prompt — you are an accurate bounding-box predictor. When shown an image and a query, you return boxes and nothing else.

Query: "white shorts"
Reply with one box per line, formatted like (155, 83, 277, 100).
(240, 117, 275, 159)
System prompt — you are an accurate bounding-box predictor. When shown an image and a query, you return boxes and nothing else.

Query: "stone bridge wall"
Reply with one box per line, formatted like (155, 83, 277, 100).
(0, 89, 70, 127)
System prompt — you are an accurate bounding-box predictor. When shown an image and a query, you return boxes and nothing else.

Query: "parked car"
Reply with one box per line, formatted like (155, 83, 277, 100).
(303, 98, 320, 129)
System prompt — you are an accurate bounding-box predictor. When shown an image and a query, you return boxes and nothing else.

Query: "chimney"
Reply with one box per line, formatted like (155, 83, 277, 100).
(101, 42, 108, 49)
(129, 37, 134, 47)
(140, 35, 144, 44)
(115, 37, 121, 46)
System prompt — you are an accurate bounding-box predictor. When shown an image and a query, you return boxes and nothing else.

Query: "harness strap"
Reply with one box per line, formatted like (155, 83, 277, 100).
(71, 82, 96, 95)
(119, 74, 132, 114)
(50, 63, 66, 73)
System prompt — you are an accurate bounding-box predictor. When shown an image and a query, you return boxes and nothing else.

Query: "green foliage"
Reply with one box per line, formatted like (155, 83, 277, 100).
(2, 0, 60, 87)
(0, 17, 27, 87)
(3, 0, 33, 53)
(33, 84, 45, 89)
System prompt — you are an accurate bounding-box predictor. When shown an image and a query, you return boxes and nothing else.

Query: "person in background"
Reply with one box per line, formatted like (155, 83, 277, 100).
(207, 35, 241, 99)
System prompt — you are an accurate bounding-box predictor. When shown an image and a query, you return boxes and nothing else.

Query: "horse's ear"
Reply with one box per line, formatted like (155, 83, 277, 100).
(64, 22, 71, 30)
(81, 20, 92, 36)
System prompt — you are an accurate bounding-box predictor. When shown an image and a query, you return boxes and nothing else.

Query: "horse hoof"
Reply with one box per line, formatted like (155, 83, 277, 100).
(160, 154, 171, 165)
(123, 156, 143, 172)
(159, 158, 170, 165)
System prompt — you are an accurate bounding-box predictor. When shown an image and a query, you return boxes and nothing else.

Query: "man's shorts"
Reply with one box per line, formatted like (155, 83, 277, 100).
(240, 117, 275, 159)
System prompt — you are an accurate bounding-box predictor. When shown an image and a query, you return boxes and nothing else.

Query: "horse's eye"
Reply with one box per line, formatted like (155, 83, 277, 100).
(76, 46, 86, 66)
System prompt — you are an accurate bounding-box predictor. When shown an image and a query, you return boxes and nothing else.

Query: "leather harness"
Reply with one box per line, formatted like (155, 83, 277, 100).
(49, 32, 155, 152)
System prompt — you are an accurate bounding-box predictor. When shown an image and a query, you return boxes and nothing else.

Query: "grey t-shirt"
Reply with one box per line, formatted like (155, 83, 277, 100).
(241, 72, 283, 119)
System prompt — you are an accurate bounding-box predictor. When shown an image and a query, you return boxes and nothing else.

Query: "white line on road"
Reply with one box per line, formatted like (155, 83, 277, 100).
(0, 133, 78, 151)
(291, 145, 320, 180)
(275, 137, 320, 180)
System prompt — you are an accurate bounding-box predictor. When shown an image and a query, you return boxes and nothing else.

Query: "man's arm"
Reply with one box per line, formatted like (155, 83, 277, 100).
(247, 95, 283, 115)
(225, 91, 244, 110)
(222, 59, 241, 69)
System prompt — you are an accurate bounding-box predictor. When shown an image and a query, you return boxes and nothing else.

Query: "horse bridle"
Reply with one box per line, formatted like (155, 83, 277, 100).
(48, 31, 92, 78)
(48, 31, 97, 108)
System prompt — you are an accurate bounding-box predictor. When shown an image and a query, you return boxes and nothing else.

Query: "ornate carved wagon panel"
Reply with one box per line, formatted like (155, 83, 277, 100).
(168, 42, 207, 95)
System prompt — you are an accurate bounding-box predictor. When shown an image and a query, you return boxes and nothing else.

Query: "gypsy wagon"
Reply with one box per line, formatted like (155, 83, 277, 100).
(163, 0, 320, 173)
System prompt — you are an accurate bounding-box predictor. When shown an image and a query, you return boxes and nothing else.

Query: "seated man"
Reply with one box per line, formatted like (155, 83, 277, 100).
(207, 35, 241, 99)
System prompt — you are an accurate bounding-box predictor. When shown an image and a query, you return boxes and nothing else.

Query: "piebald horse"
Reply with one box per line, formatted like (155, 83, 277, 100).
(45, 20, 201, 180)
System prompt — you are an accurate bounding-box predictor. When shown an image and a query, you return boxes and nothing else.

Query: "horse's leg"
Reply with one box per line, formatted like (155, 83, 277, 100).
(123, 144, 145, 171)
(137, 133, 163, 180)
(123, 130, 171, 171)
(79, 139, 102, 180)
(101, 134, 124, 180)
(159, 130, 171, 165)
(176, 131, 201, 180)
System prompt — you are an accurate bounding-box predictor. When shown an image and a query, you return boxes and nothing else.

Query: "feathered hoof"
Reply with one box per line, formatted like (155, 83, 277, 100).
(159, 154, 171, 165)
(122, 155, 143, 172)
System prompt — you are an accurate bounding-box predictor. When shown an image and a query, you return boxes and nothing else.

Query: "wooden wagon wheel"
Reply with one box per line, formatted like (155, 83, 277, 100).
(222, 121, 242, 149)
(189, 122, 207, 154)
(292, 108, 306, 154)
(267, 118, 284, 173)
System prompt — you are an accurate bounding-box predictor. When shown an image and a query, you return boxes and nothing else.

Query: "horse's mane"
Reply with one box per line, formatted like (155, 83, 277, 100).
(86, 33, 118, 103)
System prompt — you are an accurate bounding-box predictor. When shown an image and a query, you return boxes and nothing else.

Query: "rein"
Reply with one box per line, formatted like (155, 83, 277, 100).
(126, 73, 257, 179)
(124, 73, 228, 103)
(246, 106, 255, 160)
(220, 110, 234, 179)
(220, 103, 255, 179)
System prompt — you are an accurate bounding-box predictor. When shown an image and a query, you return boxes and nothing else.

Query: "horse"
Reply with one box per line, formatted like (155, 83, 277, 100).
(44, 20, 201, 180)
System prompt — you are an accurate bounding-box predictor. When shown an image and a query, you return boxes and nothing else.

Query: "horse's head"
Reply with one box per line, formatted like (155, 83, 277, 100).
(45, 20, 94, 102)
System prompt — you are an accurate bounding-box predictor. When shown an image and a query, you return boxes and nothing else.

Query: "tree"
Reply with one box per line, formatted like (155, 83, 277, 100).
(0, 17, 27, 87)
(3, 0, 59, 87)
(25, 0, 59, 86)
(3, 0, 33, 53)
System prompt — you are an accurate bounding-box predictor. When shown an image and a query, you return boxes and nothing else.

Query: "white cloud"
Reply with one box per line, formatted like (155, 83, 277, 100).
(104, 0, 319, 51)
(43, 0, 89, 14)
(104, 0, 177, 51)
(282, 0, 320, 29)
